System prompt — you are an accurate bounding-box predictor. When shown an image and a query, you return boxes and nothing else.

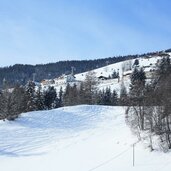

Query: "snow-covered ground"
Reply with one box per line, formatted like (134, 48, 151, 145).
(0, 105, 171, 171)
(74, 56, 162, 93)
(45, 55, 165, 94)
(75, 56, 161, 81)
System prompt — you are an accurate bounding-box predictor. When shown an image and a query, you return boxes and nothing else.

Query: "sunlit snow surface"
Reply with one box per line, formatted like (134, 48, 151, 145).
(0, 105, 171, 171)
(52, 56, 162, 93)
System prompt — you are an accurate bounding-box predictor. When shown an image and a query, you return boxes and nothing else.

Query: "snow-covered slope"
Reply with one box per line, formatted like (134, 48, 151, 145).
(43, 55, 164, 94)
(74, 56, 163, 93)
(75, 56, 161, 80)
(0, 105, 171, 171)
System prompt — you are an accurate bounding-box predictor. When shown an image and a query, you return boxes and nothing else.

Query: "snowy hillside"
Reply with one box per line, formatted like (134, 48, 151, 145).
(75, 55, 170, 93)
(75, 56, 160, 79)
(0, 105, 171, 171)
(42, 55, 169, 94)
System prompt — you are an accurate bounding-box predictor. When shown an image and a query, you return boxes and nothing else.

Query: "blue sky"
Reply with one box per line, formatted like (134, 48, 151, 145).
(0, 0, 171, 66)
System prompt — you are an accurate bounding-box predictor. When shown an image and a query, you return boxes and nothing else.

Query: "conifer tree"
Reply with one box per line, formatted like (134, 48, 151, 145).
(130, 67, 146, 100)
(96, 90, 103, 105)
(83, 71, 97, 104)
(35, 86, 45, 110)
(119, 82, 128, 106)
(111, 70, 119, 79)
(111, 90, 118, 106)
(44, 86, 57, 109)
(63, 83, 71, 106)
(78, 82, 85, 104)
(25, 81, 37, 112)
(58, 87, 63, 107)
(133, 59, 139, 66)
(128, 67, 146, 130)
(103, 87, 112, 105)
(10, 84, 26, 119)
(0, 90, 10, 120)
(63, 84, 79, 106)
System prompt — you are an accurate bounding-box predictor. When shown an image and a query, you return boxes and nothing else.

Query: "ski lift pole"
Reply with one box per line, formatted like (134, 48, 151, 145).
(133, 143, 135, 167)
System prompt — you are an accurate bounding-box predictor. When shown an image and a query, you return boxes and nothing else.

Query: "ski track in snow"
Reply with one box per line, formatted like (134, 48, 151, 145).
(0, 105, 120, 157)
(0, 105, 171, 171)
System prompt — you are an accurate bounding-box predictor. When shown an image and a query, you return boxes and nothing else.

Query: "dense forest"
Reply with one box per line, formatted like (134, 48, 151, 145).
(0, 71, 119, 121)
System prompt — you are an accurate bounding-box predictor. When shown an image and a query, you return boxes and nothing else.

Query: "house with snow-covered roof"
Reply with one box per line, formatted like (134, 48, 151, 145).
(54, 74, 76, 86)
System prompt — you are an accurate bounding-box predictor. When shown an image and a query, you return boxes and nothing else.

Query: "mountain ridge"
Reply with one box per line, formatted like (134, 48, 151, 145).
(0, 48, 170, 88)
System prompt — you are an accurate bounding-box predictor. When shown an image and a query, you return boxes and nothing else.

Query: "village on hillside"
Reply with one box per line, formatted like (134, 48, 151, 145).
(38, 53, 168, 92)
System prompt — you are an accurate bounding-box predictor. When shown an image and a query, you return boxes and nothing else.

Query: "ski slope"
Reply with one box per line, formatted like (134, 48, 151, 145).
(0, 105, 171, 171)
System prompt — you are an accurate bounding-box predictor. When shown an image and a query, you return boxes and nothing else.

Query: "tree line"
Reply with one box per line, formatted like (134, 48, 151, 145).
(0, 82, 63, 121)
(126, 56, 171, 151)
(0, 71, 119, 121)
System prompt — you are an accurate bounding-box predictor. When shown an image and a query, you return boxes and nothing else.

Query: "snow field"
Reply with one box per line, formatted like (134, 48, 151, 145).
(0, 105, 171, 171)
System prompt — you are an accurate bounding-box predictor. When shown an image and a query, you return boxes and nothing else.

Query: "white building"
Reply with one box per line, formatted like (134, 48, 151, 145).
(41, 79, 55, 85)
(54, 74, 76, 86)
